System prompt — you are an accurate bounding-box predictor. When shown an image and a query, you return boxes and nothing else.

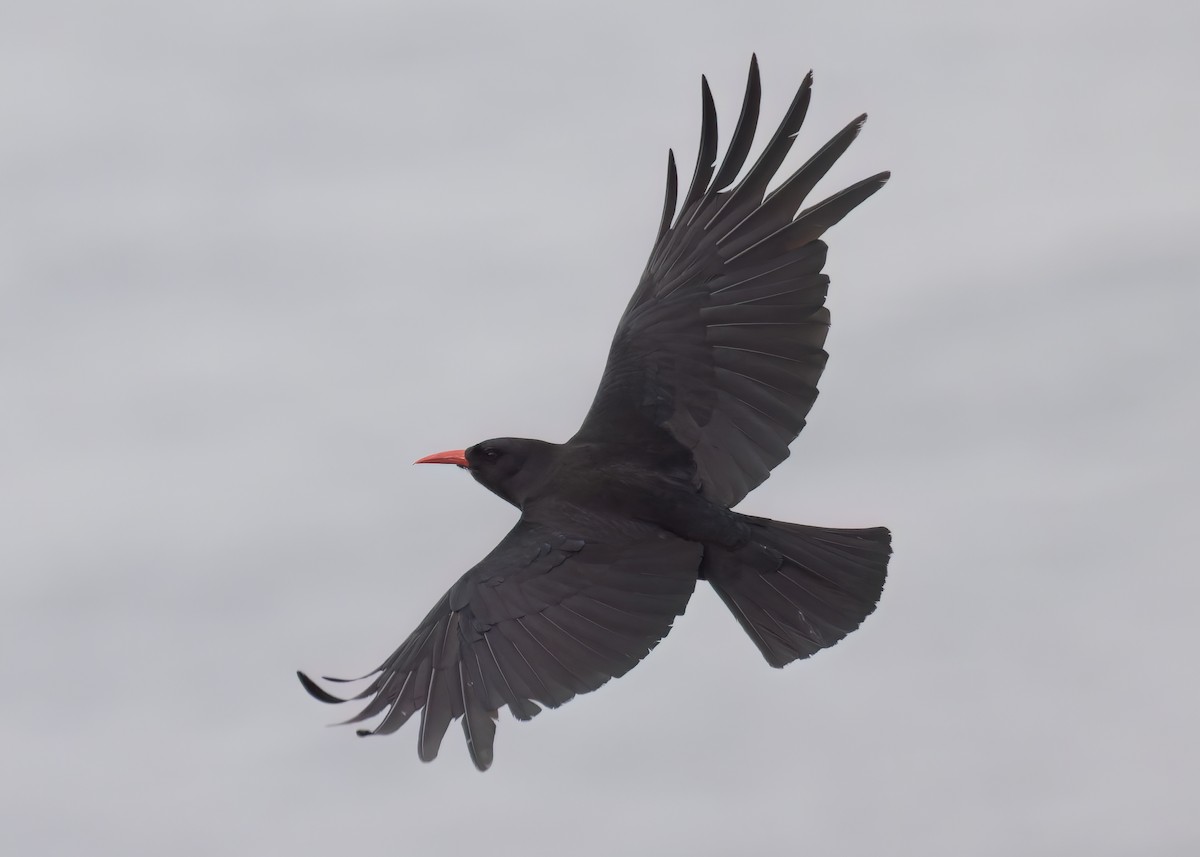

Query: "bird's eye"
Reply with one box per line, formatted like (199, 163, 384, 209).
(481, 447, 501, 462)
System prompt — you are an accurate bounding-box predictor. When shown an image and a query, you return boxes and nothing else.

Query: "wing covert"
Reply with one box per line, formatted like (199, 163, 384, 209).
(574, 57, 889, 507)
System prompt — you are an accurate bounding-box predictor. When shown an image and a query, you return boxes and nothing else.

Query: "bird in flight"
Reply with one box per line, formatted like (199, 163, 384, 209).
(299, 56, 891, 771)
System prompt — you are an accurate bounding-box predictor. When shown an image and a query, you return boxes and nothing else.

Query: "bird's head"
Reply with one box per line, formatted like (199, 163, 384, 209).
(415, 437, 559, 508)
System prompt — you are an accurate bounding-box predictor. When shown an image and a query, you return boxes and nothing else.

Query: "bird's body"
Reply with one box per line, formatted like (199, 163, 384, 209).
(477, 437, 742, 547)
(300, 58, 892, 771)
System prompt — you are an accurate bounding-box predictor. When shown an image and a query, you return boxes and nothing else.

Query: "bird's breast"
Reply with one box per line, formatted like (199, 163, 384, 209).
(537, 451, 746, 549)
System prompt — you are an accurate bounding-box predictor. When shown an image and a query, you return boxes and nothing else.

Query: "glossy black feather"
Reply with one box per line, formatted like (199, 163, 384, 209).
(704, 521, 891, 668)
(701, 70, 813, 232)
(679, 76, 718, 218)
(708, 55, 762, 196)
(576, 67, 886, 506)
(654, 150, 678, 245)
(719, 114, 868, 256)
(302, 519, 700, 771)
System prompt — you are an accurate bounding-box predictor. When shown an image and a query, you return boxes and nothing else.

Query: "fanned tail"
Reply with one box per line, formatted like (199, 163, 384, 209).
(704, 516, 891, 667)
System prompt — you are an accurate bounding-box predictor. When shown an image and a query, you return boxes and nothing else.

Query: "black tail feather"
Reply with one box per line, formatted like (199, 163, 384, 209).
(704, 517, 891, 667)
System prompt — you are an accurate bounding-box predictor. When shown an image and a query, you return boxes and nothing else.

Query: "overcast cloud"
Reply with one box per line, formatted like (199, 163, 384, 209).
(2, 1, 1198, 855)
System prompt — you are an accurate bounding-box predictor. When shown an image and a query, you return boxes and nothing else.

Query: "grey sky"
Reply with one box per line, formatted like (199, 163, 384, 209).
(3, 1, 1198, 854)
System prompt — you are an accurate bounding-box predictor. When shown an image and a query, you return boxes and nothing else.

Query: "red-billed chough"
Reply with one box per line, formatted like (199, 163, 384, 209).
(299, 57, 892, 771)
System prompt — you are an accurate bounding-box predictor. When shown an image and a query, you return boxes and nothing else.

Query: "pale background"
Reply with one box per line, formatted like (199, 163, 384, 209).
(3, 1, 1198, 854)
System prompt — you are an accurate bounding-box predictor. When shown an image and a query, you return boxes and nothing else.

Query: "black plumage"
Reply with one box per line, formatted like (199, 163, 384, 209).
(300, 57, 892, 771)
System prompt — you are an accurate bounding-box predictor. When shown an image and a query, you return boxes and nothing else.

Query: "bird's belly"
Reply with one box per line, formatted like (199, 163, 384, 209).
(540, 462, 747, 549)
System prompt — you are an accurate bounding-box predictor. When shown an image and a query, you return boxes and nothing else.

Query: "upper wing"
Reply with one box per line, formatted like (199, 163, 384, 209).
(299, 514, 701, 771)
(573, 57, 889, 507)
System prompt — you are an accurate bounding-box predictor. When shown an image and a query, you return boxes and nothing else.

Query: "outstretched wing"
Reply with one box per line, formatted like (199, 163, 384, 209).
(573, 57, 889, 507)
(299, 515, 701, 771)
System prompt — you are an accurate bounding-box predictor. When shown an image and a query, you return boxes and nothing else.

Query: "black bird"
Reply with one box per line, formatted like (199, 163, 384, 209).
(299, 57, 891, 771)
